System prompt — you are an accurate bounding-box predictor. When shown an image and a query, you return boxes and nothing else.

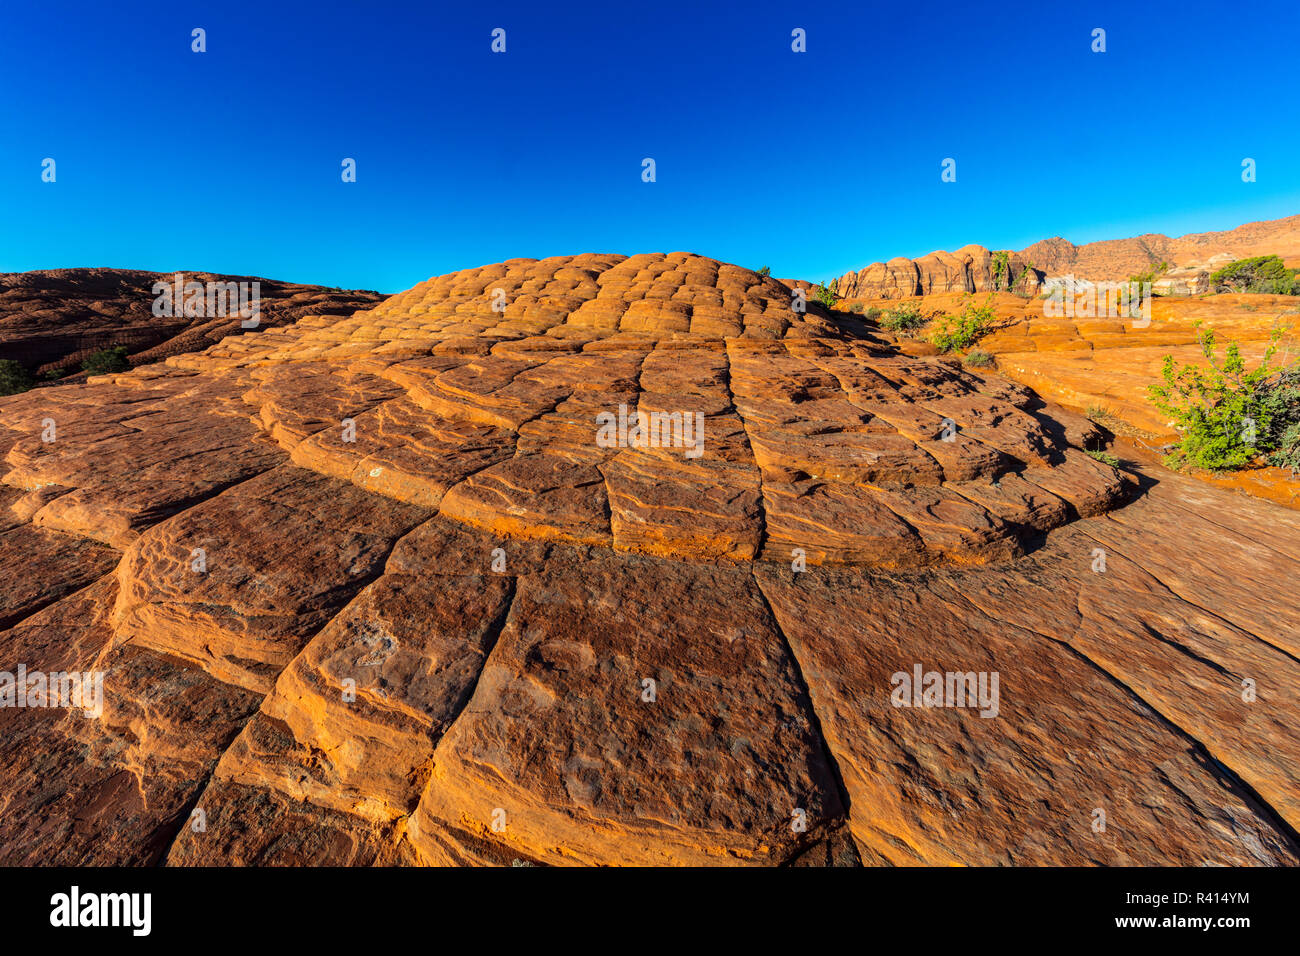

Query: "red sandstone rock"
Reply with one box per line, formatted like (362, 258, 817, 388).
(2, 253, 1297, 867)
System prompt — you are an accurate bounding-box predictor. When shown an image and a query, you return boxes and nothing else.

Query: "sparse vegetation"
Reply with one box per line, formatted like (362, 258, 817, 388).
(1129, 261, 1169, 287)
(1260, 368, 1300, 473)
(1211, 255, 1299, 295)
(81, 346, 130, 376)
(0, 360, 35, 396)
(1085, 402, 1123, 428)
(881, 303, 927, 333)
(1086, 449, 1120, 467)
(1017, 259, 1038, 296)
(864, 306, 882, 321)
(930, 294, 996, 353)
(849, 302, 864, 314)
(963, 349, 995, 368)
(991, 251, 1011, 291)
(756, 265, 771, 278)
(1269, 423, 1300, 474)
(1147, 323, 1299, 471)
(814, 280, 836, 309)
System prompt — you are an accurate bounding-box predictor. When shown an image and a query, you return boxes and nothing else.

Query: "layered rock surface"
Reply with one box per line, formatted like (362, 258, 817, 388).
(1, 253, 1297, 866)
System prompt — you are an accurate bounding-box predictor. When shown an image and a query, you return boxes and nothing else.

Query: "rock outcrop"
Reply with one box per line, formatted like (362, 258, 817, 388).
(833, 246, 1043, 300)
(0, 268, 385, 381)
(2, 253, 1298, 866)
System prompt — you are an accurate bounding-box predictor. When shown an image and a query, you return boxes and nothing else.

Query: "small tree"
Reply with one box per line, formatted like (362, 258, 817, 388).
(814, 280, 836, 309)
(0, 360, 34, 396)
(82, 346, 130, 375)
(1210, 255, 1299, 295)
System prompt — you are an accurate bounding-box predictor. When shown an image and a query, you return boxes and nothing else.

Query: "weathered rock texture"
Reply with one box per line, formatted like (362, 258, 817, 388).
(0, 268, 385, 380)
(1, 253, 1297, 866)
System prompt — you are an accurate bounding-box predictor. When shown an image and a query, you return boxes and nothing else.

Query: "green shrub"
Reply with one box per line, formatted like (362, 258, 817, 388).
(849, 302, 864, 314)
(864, 307, 882, 321)
(1086, 449, 1120, 467)
(756, 265, 771, 278)
(930, 295, 996, 353)
(1269, 422, 1300, 474)
(0, 360, 34, 396)
(1147, 323, 1297, 471)
(82, 346, 130, 376)
(1260, 368, 1300, 473)
(1211, 255, 1299, 295)
(882, 303, 926, 332)
(963, 349, 995, 368)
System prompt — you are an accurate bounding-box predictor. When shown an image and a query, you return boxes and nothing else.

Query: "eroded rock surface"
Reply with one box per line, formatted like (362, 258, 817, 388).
(1, 254, 1297, 866)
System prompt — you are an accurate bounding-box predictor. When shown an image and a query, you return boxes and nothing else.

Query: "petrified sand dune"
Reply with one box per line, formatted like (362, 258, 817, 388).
(1, 253, 1297, 866)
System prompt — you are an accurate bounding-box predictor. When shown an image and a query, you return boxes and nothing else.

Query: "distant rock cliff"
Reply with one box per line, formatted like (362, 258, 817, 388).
(833, 246, 1043, 299)
(831, 213, 1300, 299)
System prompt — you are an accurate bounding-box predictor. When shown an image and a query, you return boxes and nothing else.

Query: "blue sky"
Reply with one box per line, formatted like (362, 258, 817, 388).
(2, 0, 1297, 292)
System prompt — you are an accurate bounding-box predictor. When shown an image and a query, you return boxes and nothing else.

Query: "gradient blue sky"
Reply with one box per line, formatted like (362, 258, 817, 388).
(2, 0, 1297, 292)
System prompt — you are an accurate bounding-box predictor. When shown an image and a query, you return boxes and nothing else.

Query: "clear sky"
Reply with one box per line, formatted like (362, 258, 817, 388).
(2, 0, 1297, 293)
